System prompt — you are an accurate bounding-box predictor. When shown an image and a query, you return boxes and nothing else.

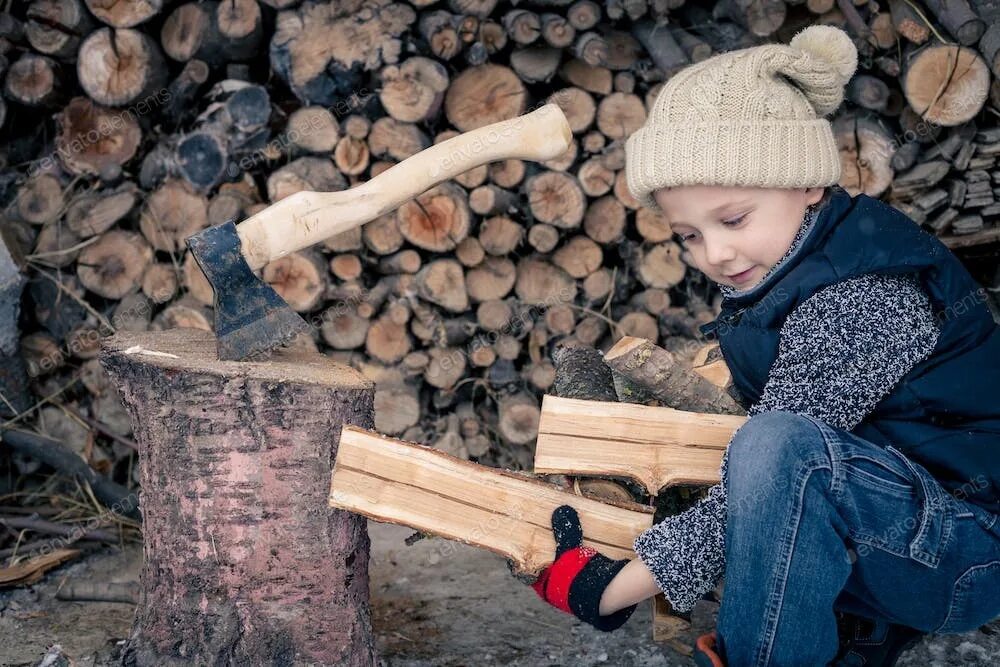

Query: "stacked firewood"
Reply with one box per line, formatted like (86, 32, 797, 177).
(0, 0, 998, 494)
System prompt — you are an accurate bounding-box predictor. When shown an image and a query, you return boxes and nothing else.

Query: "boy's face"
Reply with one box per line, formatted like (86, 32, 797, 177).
(653, 185, 825, 290)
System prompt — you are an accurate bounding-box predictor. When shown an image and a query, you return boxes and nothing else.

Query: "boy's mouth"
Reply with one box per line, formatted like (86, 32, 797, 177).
(726, 267, 756, 284)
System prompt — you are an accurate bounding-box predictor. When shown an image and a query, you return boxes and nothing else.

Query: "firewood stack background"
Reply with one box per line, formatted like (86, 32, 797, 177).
(1, 0, 999, 529)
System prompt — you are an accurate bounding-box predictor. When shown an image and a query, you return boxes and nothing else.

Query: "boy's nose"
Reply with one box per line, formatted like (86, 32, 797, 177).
(705, 241, 738, 267)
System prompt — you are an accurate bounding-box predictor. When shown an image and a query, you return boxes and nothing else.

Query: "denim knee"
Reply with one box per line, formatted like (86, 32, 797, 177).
(726, 411, 830, 500)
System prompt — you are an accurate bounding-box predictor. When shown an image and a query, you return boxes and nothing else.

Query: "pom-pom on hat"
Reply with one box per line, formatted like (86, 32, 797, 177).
(624, 25, 858, 212)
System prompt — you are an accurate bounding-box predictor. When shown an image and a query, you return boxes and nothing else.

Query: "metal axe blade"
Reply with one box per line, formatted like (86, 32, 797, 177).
(185, 221, 309, 361)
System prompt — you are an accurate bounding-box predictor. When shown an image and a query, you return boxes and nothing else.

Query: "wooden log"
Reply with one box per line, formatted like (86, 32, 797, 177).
(509, 45, 563, 83)
(583, 195, 626, 242)
(534, 395, 746, 494)
(498, 392, 542, 445)
(714, 0, 785, 37)
(469, 184, 519, 216)
(455, 236, 485, 267)
(139, 179, 209, 252)
(540, 135, 578, 171)
(3, 53, 63, 107)
(329, 424, 654, 575)
(0, 235, 30, 416)
(14, 174, 64, 225)
(85, 0, 163, 28)
(632, 19, 689, 77)
(551, 343, 617, 401)
(26, 0, 96, 62)
(604, 336, 746, 416)
(921, 0, 985, 46)
(547, 86, 596, 134)
(77, 230, 153, 299)
(567, 0, 601, 29)
(596, 92, 646, 140)
(284, 105, 339, 154)
(613, 71, 635, 94)
(552, 235, 603, 278)
(266, 156, 347, 201)
(141, 263, 178, 304)
(526, 170, 586, 229)
(270, 0, 416, 105)
(397, 181, 470, 251)
(362, 213, 404, 256)
(32, 220, 81, 268)
(55, 96, 141, 180)
(379, 56, 449, 123)
(415, 258, 468, 312)
(559, 57, 612, 94)
(834, 114, 897, 197)
(78, 28, 167, 107)
(215, 0, 263, 61)
(515, 256, 576, 304)
(574, 30, 608, 66)
(261, 249, 327, 312)
(486, 159, 523, 190)
(334, 136, 370, 175)
(503, 9, 541, 45)
(100, 328, 377, 665)
(541, 12, 576, 48)
(478, 215, 524, 255)
(445, 63, 527, 131)
(368, 117, 430, 160)
(889, 0, 930, 44)
(419, 9, 462, 60)
(902, 43, 989, 126)
(462, 256, 513, 303)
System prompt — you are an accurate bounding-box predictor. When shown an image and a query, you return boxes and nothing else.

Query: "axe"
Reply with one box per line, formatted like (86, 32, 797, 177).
(186, 103, 572, 361)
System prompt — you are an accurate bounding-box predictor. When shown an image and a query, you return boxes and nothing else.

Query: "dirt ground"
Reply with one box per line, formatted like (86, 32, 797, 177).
(0, 520, 997, 666)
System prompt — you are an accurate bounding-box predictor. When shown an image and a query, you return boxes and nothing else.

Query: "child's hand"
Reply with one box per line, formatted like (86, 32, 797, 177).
(529, 504, 638, 632)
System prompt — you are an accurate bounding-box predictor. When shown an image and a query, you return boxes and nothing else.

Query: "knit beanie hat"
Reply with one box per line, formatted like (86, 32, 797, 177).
(625, 25, 858, 212)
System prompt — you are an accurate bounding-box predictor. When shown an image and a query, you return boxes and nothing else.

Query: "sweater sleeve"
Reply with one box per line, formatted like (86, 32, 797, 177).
(631, 272, 940, 614)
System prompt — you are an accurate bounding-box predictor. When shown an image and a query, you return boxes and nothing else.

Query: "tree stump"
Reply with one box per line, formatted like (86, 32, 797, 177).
(99, 328, 378, 666)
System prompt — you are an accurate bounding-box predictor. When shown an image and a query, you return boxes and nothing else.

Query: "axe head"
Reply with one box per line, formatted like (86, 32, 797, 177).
(185, 221, 309, 361)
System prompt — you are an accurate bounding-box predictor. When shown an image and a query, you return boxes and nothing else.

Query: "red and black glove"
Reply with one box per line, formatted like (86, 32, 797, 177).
(530, 504, 638, 632)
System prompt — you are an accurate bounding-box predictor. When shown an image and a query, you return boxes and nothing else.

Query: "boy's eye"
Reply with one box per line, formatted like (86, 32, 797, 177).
(673, 214, 747, 244)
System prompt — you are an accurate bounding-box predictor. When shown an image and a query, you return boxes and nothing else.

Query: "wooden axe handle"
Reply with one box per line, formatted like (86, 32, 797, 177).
(237, 104, 572, 270)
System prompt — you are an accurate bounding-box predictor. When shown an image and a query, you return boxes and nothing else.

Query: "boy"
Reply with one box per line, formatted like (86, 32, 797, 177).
(527, 25, 1000, 666)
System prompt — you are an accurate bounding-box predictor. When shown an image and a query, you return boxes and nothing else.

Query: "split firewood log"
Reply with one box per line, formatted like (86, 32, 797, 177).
(329, 424, 654, 575)
(535, 395, 745, 494)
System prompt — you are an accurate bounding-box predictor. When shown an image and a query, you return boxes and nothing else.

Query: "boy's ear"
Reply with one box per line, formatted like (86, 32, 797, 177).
(804, 186, 825, 206)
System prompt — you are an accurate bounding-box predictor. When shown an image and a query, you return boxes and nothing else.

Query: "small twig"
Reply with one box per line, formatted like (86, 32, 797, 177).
(26, 262, 114, 332)
(55, 401, 139, 452)
(55, 581, 139, 604)
(562, 302, 622, 335)
(0, 376, 82, 430)
(901, 0, 954, 45)
(26, 235, 100, 261)
(0, 515, 119, 543)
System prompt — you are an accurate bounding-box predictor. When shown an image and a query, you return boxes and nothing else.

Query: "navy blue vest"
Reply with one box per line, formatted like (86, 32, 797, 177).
(699, 185, 1000, 513)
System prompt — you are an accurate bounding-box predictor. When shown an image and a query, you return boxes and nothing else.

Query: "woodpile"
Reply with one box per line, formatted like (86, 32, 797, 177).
(1, 0, 999, 589)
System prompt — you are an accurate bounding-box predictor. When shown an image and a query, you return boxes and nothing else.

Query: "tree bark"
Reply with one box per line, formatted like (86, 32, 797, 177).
(100, 328, 378, 666)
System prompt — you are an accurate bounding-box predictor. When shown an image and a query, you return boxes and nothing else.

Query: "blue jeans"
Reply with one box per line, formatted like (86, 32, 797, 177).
(716, 411, 1000, 666)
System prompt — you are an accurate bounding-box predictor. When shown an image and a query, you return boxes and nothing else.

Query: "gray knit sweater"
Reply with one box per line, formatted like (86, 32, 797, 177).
(632, 189, 941, 614)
